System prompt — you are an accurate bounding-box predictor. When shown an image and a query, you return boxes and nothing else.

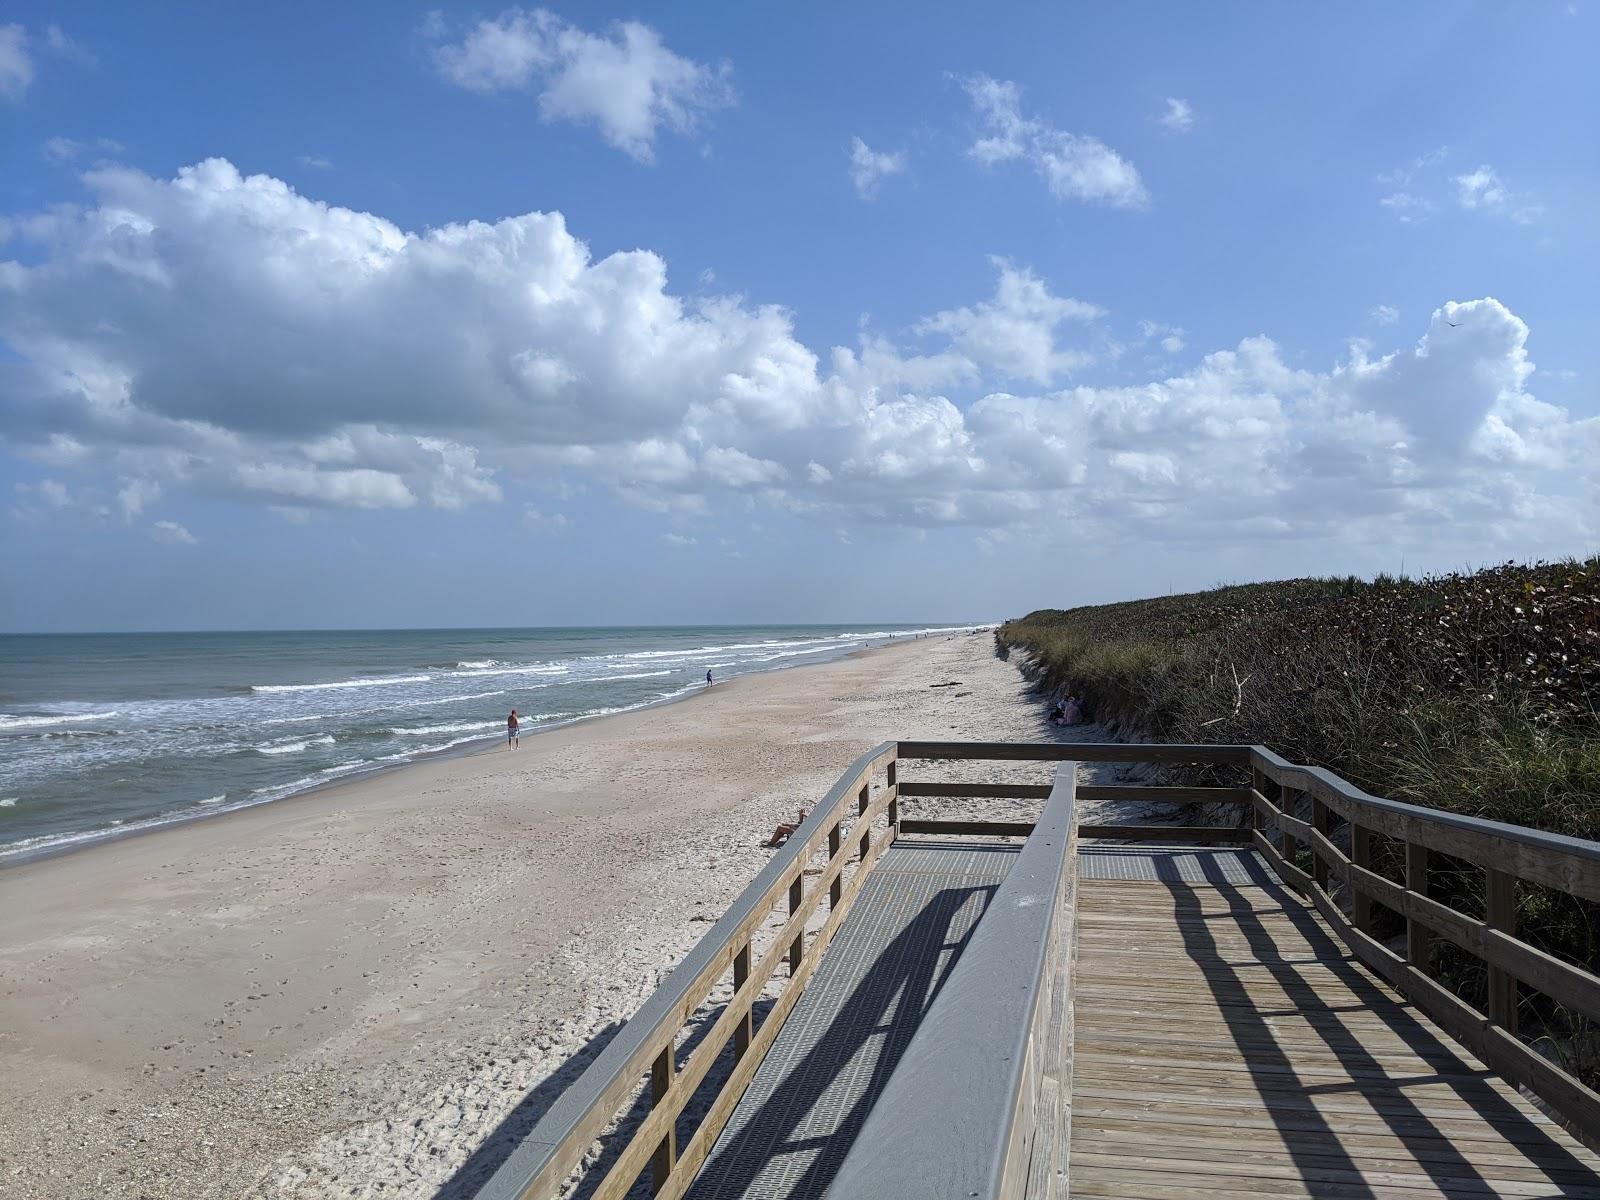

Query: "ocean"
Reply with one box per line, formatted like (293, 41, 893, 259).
(0, 623, 979, 861)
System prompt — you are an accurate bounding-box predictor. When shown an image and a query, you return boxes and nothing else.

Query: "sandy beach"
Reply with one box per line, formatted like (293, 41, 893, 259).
(0, 632, 1126, 1199)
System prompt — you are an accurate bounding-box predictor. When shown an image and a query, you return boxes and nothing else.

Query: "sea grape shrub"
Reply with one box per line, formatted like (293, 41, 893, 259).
(1001, 558, 1600, 753)
(998, 557, 1600, 1086)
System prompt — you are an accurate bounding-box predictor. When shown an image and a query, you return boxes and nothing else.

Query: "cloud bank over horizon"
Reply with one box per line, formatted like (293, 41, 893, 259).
(1, 159, 1594, 558)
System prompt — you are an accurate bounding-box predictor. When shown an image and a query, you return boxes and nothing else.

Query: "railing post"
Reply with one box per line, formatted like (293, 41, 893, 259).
(649, 1046, 676, 1194)
(1486, 868, 1518, 1033)
(1311, 795, 1330, 892)
(886, 759, 898, 832)
(857, 783, 871, 862)
(1350, 822, 1373, 935)
(733, 942, 752, 1059)
(828, 822, 842, 907)
(788, 875, 803, 976)
(1405, 842, 1431, 971)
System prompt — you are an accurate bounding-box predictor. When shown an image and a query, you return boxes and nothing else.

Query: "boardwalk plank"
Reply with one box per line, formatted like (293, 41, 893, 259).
(1069, 852, 1600, 1198)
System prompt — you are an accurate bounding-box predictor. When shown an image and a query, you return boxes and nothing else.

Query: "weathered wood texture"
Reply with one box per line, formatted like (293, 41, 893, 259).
(898, 740, 1251, 765)
(1069, 869, 1600, 1198)
(1251, 746, 1600, 902)
(898, 818, 1036, 837)
(1252, 782, 1600, 1150)
(1078, 824, 1252, 844)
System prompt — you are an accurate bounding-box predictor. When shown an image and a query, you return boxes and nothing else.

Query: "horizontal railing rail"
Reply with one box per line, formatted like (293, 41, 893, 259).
(897, 739, 1251, 765)
(828, 761, 1079, 1200)
(471, 737, 1600, 1199)
(1248, 746, 1600, 1152)
(476, 740, 900, 1200)
(897, 740, 1253, 843)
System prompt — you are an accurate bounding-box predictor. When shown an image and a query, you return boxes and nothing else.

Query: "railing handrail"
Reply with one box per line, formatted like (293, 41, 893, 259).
(898, 739, 1250, 764)
(900, 738, 1600, 890)
(828, 761, 1079, 1200)
(1249, 745, 1600, 896)
(475, 740, 898, 1200)
(1246, 749, 1600, 1152)
(469, 737, 1600, 1199)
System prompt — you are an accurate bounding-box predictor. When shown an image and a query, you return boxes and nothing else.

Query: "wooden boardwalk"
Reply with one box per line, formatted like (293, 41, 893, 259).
(475, 742, 1600, 1200)
(1069, 849, 1600, 1199)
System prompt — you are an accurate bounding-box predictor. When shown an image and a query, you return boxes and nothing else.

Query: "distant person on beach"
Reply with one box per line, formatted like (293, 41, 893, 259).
(764, 809, 807, 847)
(507, 709, 519, 749)
(706, 669, 713, 686)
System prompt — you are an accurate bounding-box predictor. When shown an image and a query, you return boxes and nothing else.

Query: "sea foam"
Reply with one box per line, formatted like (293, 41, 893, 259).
(251, 674, 431, 694)
(257, 734, 337, 755)
(0, 710, 119, 730)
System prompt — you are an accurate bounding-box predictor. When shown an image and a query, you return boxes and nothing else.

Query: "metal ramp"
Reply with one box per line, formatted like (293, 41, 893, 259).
(469, 742, 1600, 1200)
(685, 841, 1019, 1200)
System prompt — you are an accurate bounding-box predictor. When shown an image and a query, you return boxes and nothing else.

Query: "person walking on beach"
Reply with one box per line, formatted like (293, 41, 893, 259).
(705, 669, 713, 687)
(507, 708, 520, 750)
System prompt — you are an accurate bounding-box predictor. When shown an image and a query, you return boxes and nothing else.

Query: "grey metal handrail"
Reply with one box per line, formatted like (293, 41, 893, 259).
(475, 740, 897, 1200)
(827, 761, 1079, 1200)
(466, 737, 1600, 1197)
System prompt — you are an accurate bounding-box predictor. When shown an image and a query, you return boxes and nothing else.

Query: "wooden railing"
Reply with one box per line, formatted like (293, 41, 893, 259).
(477, 741, 902, 1200)
(897, 739, 1253, 842)
(1247, 745, 1600, 1151)
(477, 738, 1600, 1199)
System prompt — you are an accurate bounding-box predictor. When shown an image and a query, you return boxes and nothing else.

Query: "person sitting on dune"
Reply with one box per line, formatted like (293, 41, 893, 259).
(764, 809, 807, 847)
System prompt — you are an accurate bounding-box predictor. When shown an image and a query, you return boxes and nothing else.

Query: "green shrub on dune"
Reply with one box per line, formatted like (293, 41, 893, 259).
(1000, 558, 1600, 1080)
(1001, 558, 1600, 833)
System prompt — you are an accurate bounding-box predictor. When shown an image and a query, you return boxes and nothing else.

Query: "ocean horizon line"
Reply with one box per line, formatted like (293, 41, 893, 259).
(0, 618, 995, 638)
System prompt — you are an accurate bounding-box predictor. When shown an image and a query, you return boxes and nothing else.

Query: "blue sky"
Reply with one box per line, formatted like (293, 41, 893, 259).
(1, 2, 1596, 631)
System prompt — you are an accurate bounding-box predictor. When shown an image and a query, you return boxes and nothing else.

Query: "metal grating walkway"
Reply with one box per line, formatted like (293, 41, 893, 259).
(1079, 844, 1274, 886)
(685, 840, 1019, 1200)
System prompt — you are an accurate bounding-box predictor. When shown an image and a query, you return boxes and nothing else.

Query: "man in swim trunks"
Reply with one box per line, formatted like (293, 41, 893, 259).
(507, 708, 519, 749)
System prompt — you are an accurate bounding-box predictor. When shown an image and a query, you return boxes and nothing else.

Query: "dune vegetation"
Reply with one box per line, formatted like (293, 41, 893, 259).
(998, 557, 1600, 1078)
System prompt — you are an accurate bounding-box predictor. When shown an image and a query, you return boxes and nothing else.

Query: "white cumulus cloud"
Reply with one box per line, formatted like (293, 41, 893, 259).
(1157, 97, 1194, 133)
(963, 75, 1146, 208)
(1454, 163, 1543, 224)
(1, 161, 1593, 559)
(1455, 164, 1507, 210)
(427, 9, 733, 162)
(1139, 319, 1187, 354)
(848, 136, 906, 199)
(918, 259, 1101, 384)
(150, 519, 197, 545)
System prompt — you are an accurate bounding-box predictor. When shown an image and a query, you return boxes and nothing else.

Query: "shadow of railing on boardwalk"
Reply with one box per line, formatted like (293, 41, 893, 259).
(684, 883, 994, 1200)
(1162, 856, 1597, 1195)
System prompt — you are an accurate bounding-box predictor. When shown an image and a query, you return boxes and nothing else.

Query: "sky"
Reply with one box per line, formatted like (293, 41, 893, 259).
(1, 2, 1597, 632)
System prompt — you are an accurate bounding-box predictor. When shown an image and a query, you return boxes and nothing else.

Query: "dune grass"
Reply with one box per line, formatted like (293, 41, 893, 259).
(998, 557, 1600, 1080)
